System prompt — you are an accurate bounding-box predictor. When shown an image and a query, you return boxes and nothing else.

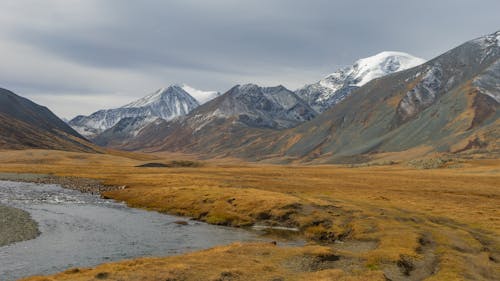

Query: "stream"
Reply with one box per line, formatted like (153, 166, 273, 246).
(0, 180, 265, 280)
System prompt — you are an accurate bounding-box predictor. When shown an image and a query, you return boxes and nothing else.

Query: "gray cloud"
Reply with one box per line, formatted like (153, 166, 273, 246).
(0, 0, 499, 118)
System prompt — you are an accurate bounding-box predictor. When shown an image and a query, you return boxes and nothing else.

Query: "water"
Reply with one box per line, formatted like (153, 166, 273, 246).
(0, 181, 264, 281)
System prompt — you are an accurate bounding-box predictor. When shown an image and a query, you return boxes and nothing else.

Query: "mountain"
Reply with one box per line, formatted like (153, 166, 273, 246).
(249, 30, 500, 162)
(68, 85, 200, 138)
(0, 88, 96, 152)
(122, 31, 499, 162)
(296, 51, 426, 112)
(119, 84, 317, 151)
(192, 84, 317, 129)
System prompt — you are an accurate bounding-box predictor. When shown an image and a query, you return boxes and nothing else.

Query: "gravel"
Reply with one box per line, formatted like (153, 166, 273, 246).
(0, 204, 39, 247)
(0, 172, 123, 247)
(0, 173, 123, 194)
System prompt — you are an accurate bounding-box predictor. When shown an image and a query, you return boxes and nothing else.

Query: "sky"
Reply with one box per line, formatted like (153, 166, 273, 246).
(0, 0, 499, 119)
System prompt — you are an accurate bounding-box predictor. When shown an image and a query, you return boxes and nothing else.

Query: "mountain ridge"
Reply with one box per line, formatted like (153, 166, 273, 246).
(69, 85, 202, 138)
(118, 83, 317, 151)
(119, 31, 499, 163)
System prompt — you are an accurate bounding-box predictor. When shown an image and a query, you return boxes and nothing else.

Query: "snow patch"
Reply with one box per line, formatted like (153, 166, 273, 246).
(181, 84, 220, 104)
(352, 51, 426, 86)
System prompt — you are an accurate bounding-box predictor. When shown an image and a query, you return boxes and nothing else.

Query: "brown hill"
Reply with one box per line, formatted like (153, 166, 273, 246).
(0, 88, 98, 152)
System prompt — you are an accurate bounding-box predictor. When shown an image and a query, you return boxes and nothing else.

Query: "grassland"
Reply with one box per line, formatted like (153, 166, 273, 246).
(0, 149, 498, 281)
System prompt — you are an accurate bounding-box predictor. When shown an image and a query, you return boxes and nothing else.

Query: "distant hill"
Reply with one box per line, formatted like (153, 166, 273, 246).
(0, 88, 97, 152)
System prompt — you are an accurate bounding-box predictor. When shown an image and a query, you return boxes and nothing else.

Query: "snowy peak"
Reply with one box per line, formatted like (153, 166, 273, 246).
(120, 87, 169, 108)
(69, 84, 200, 138)
(180, 84, 220, 104)
(122, 84, 219, 106)
(122, 85, 197, 109)
(348, 51, 426, 86)
(296, 51, 426, 112)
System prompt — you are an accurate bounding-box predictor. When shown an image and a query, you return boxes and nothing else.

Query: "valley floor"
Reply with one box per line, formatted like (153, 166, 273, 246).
(0, 149, 498, 281)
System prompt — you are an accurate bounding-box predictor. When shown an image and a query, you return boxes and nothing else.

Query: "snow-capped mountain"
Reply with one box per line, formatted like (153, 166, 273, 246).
(69, 85, 200, 138)
(180, 84, 220, 104)
(118, 84, 318, 150)
(123, 30, 499, 162)
(296, 51, 426, 112)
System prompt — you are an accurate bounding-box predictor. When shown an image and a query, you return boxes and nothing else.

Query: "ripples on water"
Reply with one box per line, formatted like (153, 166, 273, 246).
(0, 181, 264, 281)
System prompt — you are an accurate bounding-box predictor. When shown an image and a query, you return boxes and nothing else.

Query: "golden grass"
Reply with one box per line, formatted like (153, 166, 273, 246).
(1, 149, 499, 280)
(20, 243, 385, 281)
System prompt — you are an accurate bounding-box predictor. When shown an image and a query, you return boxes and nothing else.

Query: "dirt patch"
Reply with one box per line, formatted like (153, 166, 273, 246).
(454, 137, 488, 154)
(285, 252, 341, 272)
(383, 233, 437, 281)
(332, 240, 378, 254)
(468, 92, 497, 130)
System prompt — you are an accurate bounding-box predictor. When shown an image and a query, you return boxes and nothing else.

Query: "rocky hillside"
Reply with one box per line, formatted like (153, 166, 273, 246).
(92, 116, 161, 147)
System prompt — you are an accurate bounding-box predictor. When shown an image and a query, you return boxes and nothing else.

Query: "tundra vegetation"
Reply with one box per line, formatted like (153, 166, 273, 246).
(0, 149, 497, 281)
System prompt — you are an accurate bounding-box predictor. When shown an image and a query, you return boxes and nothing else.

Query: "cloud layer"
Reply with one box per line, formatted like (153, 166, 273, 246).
(1, 0, 499, 118)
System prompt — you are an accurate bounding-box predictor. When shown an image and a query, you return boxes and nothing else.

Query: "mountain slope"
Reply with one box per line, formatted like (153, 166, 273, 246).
(296, 51, 425, 112)
(92, 116, 161, 147)
(69, 85, 199, 138)
(123, 31, 499, 162)
(250, 31, 500, 162)
(0, 88, 96, 152)
(120, 84, 317, 151)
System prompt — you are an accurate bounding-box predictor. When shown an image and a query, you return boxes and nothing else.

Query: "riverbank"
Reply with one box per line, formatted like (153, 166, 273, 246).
(1, 149, 499, 280)
(0, 180, 266, 281)
(0, 173, 122, 194)
(0, 204, 39, 247)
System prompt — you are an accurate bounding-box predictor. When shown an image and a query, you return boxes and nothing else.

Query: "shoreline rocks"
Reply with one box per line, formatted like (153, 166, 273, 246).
(0, 172, 123, 247)
(0, 173, 122, 195)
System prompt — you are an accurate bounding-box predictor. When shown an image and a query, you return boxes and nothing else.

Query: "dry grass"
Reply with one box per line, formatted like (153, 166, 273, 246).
(20, 243, 385, 281)
(1, 149, 499, 281)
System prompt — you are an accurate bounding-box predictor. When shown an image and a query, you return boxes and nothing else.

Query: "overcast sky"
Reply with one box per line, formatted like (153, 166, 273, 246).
(1, 0, 499, 118)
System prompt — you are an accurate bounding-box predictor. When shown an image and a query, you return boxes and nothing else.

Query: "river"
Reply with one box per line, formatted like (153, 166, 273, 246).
(0, 181, 264, 281)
